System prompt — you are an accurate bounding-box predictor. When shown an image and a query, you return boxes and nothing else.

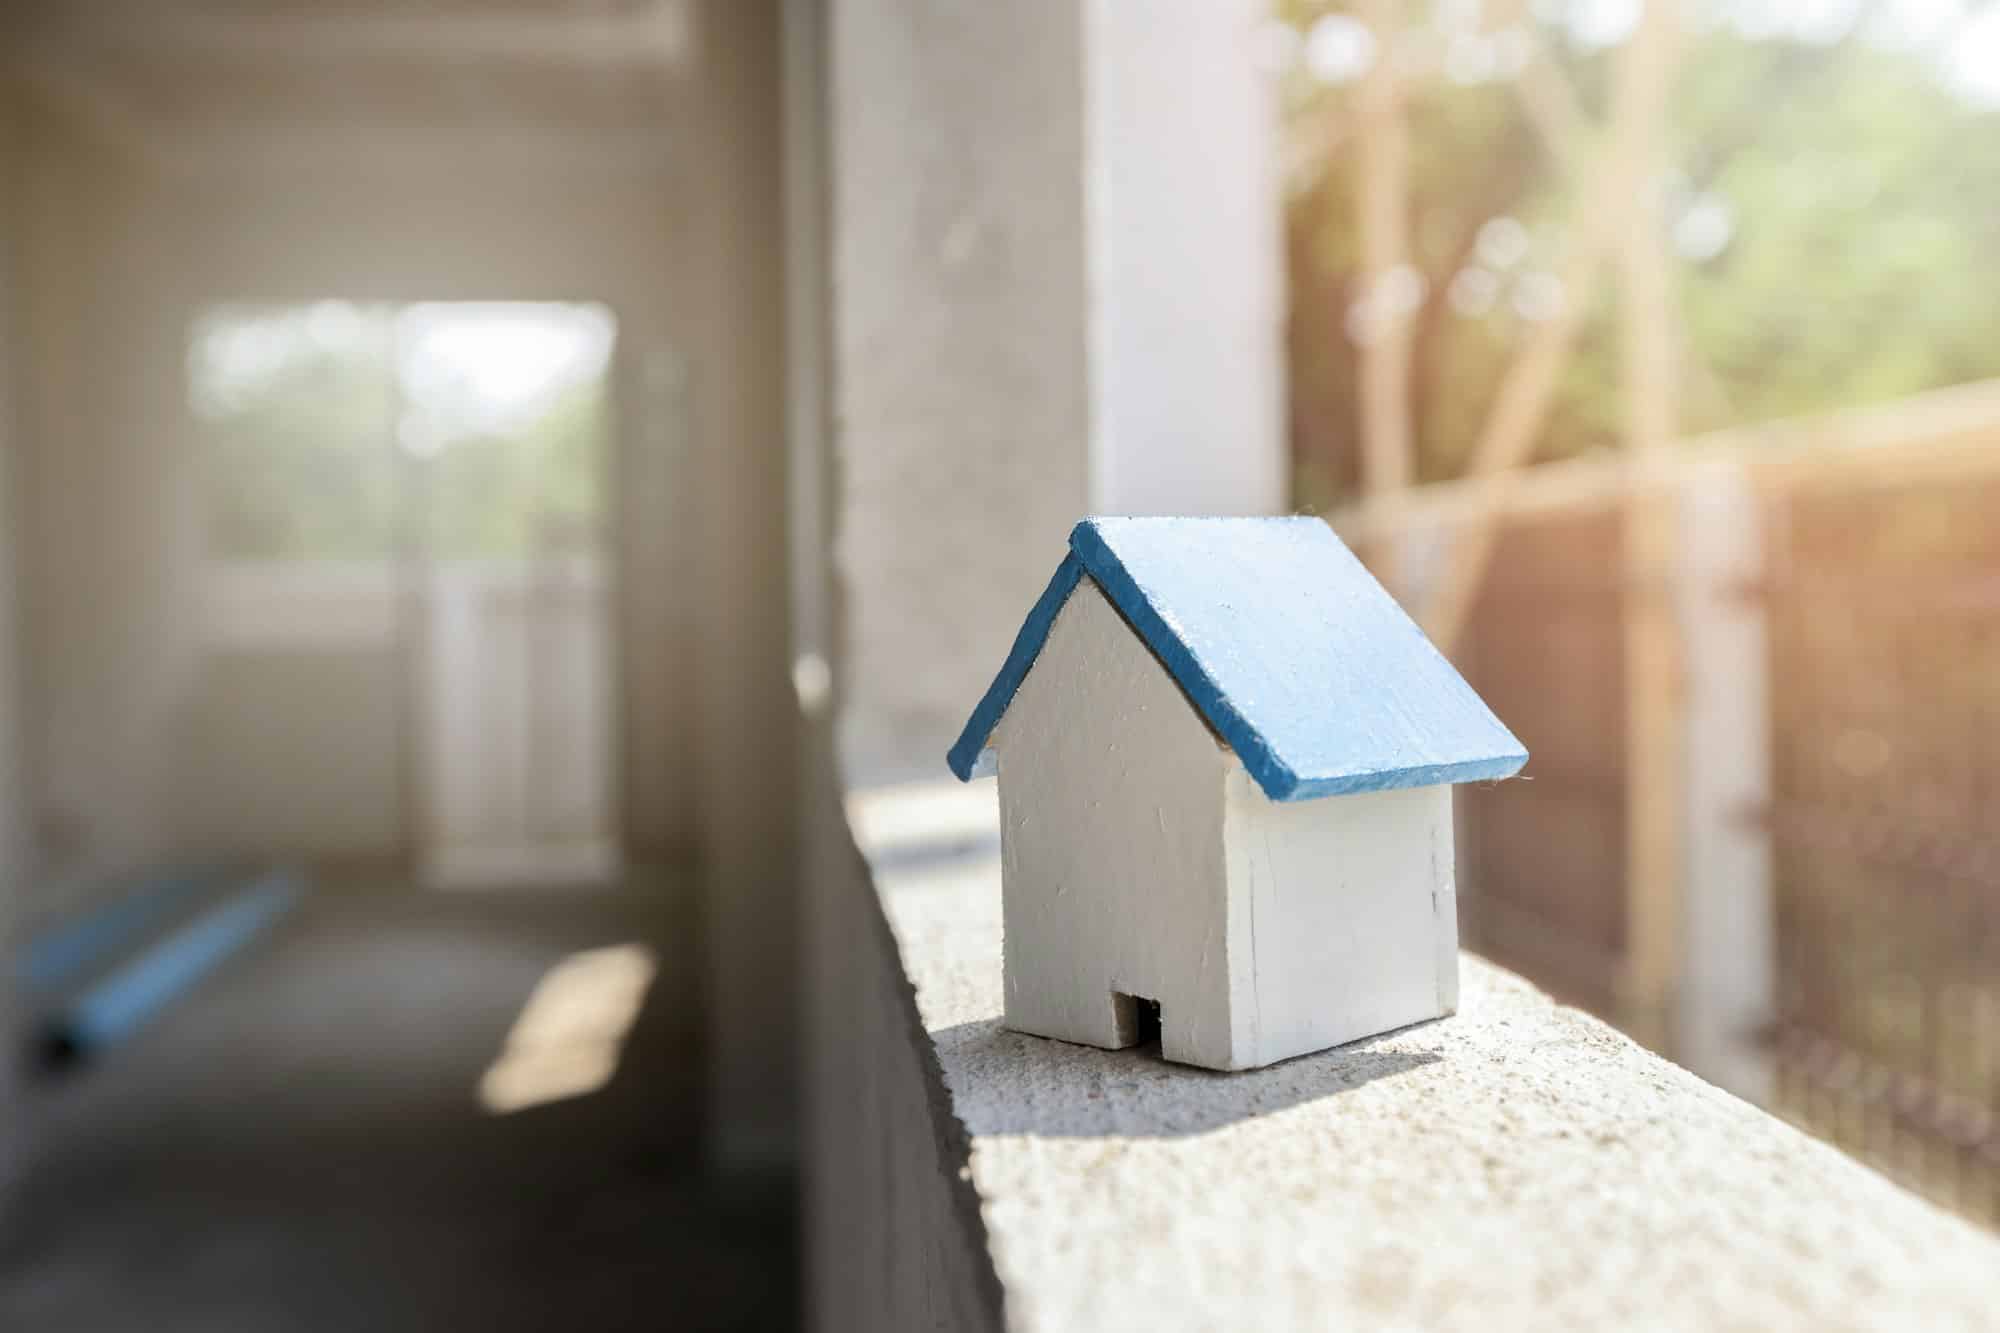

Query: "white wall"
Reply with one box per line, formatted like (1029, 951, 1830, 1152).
(180, 566, 405, 860)
(830, 0, 1286, 784)
(7, 123, 701, 889)
(13, 111, 160, 892)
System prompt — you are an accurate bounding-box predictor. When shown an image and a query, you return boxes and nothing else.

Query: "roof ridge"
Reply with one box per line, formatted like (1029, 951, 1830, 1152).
(1066, 520, 1303, 799)
(946, 517, 1526, 799)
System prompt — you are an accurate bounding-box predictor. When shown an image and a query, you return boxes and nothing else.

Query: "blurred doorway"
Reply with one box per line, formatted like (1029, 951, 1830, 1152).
(190, 301, 620, 887)
(400, 303, 619, 888)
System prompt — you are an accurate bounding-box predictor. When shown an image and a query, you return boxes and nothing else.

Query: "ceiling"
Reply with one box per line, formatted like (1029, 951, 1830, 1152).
(2, 0, 694, 174)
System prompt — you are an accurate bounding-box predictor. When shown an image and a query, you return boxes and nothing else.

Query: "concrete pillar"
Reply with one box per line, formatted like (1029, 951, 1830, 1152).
(828, 0, 1286, 783)
(1081, 0, 1286, 518)
(0, 90, 28, 1182)
(0, 96, 26, 899)
(687, 0, 803, 1175)
(1675, 462, 1775, 1103)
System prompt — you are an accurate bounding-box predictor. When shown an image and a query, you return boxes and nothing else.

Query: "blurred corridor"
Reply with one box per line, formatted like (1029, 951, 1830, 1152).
(2, 3, 799, 1327)
(1, 878, 794, 1332)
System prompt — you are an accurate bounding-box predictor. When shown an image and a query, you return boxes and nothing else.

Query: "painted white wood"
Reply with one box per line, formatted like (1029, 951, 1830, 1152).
(1676, 462, 1775, 1102)
(1225, 778, 1457, 1068)
(995, 579, 1237, 1068)
(994, 577, 1459, 1071)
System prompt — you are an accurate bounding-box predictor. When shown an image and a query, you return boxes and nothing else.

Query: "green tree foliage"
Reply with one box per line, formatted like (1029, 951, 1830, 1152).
(192, 303, 611, 563)
(193, 304, 399, 561)
(1282, 3, 2000, 512)
(424, 377, 608, 561)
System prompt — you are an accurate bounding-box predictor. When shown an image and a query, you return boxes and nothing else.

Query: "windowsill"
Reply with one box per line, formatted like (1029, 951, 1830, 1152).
(846, 779, 2000, 1332)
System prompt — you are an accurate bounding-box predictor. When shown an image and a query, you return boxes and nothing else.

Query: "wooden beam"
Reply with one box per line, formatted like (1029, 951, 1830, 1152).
(1330, 375, 2000, 541)
(1420, 8, 1674, 652)
(1282, 108, 1351, 194)
(1483, 0, 1593, 171)
(1675, 463, 1775, 1103)
(1418, 236, 1612, 647)
(1618, 15, 1679, 473)
(1512, 40, 1593, 173)
(1353, 0, 1415, 589)
(1615, 0, 1684, 1055)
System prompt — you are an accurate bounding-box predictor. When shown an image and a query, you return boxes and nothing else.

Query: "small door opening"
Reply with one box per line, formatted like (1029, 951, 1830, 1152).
(1111, 990, 1163, 1052)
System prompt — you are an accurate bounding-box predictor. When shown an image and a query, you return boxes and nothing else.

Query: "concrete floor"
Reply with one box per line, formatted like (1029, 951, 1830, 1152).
(0, 878, 796, 1332)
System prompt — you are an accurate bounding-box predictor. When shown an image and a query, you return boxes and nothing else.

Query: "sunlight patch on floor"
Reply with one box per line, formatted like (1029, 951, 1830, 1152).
(478, 942, 657, 1114)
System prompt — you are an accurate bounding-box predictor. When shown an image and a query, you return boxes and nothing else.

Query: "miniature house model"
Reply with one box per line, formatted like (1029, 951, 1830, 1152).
(947, 517, 1527, 1071)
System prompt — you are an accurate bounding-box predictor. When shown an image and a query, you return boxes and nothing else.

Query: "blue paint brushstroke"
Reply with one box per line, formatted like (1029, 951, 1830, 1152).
(946, 553, 1084, 782)
(947, 517, 1527, 801)
(63, 870, 306, 1054)
(17, 869, 216, 993)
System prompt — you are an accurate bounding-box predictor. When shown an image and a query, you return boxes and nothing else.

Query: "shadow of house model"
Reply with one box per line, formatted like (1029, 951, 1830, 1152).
(948, 518, 1528, 1072)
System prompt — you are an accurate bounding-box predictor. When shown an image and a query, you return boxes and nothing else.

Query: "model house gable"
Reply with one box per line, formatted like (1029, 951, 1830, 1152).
(948, 516, 1529, 795)
(991, 577, 1228, 774)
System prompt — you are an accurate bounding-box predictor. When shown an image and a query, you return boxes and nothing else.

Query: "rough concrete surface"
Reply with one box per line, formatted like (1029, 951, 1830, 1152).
(0, 881, 795, 1332)
(877, 849, 2000, 1332)
(827, 1, 1285, 787)
(806, 783, 1008, 1333)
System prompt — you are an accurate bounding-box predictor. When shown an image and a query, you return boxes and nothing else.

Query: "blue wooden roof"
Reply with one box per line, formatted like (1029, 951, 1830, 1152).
(947, 517, 1527, 801)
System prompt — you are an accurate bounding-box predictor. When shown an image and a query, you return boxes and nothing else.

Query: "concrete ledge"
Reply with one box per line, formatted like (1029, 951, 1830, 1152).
(823, 782, 2000, 1332)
